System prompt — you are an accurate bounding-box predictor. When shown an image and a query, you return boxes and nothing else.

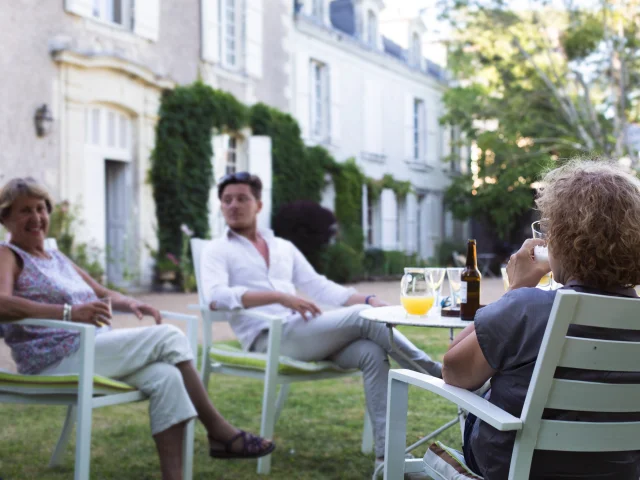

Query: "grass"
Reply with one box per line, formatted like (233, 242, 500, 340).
(0, 326, 461, 479)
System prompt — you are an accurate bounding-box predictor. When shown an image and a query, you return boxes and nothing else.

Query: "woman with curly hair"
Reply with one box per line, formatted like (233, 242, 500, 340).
(439, 160, 640, 479)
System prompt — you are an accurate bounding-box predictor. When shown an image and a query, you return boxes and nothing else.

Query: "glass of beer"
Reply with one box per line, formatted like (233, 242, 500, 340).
(401, 268, 436, 316)
(531, 221, 553, 289)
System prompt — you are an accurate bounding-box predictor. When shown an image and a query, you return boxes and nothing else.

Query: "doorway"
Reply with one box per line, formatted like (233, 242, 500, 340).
(105, 160, 130, 286)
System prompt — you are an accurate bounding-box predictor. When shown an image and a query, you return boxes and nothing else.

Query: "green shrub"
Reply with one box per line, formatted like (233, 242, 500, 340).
(363, 248, 428, 277)
(319, 242, 364, 284)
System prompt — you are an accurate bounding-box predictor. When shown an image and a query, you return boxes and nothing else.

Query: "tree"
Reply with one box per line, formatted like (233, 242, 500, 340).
(439, 0, 640, 238)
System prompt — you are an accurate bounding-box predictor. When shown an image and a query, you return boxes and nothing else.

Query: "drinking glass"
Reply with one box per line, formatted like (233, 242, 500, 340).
(425, 268, 446, 310)
(531, 221, 554, 290)
(98, 296, 112, 327)
(500, 266, 510, 292)
(401, 268, 436, 316)
(446, 268, 464, 307)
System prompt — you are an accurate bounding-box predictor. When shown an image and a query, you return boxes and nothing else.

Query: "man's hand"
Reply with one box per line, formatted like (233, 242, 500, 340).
(367, 297, 389, 308)
(506, 238, 551, 290)
(128, 300, 163, 325)
(279, 294, 322, 321)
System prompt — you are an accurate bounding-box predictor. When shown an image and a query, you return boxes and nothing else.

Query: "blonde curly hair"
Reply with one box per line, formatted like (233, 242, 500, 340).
(535, 160, 640, 289)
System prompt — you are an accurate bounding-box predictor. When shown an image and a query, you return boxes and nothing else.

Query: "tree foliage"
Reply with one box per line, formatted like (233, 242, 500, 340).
(439, 0, 640, 238)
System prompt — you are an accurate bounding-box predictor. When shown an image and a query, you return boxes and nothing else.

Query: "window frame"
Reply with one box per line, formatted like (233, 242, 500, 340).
(413, 98, 425, 161)
(366, 9, 378, 48)
(411, 32, 422, 67)
(221, 0, 242, 70)
(310, 59, 330, 141)
(92, 0, 133, 29)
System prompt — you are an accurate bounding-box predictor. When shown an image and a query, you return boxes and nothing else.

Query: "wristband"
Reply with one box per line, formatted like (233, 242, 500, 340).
(365, 295, 376, 305)
(63, 303, 72, 322)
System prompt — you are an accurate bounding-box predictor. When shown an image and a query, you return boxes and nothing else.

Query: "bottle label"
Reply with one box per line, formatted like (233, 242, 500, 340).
(460, 282, 468, 304)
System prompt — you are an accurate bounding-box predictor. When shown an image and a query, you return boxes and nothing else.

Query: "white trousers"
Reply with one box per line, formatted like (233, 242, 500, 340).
(252, 304, 442, 458)
(42, 324, 197, 435)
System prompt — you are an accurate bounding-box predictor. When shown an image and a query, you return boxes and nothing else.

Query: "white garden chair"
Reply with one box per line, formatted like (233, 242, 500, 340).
(384, 289, 640, 479)
(0, 312, 198, 480)
(190, 237, 374, 475)
(0, 239, 197, 479)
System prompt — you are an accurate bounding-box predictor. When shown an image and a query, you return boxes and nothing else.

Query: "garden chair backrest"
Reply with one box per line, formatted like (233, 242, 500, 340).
(190, 238, 209, 307)
(510, 289, 640, 475)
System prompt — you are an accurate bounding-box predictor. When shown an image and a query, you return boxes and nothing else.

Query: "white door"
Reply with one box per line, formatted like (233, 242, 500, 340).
(105, 160, 130, 286)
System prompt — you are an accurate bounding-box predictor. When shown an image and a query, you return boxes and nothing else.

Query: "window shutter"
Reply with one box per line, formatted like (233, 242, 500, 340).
(201, 0, 220, 63)
(134, 0, 160, 41)
(406, 193, 417, 253)
(65, 0, 93, 17)
(381, 189, 397, 251)
(296, 54, 311, 140)
(405, 94, 414, 160)
(248, 136, 273, 230)
(245, 0, 263, 78)
(329, 64, 340, 145)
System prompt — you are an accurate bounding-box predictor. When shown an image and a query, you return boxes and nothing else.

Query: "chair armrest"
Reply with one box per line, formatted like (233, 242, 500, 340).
(13, 318, 96, 334)
(160, 311, 199, 356)
(390, 369, 522, 432)
(188, 304, 285, 323)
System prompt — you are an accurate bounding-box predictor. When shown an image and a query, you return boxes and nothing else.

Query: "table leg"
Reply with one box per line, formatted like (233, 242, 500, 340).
(374, 325, 465, 479)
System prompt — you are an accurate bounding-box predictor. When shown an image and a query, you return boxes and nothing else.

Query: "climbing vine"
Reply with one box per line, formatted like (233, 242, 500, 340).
(150, 82, 247, 267)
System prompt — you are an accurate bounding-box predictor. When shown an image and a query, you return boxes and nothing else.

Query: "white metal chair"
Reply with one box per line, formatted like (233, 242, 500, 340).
(0, 312, 198, 480)
(190, 237, 374, 475)
(384, 290, 640, 479)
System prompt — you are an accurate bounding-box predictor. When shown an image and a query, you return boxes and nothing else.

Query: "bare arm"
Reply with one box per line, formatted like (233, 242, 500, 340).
(72, 264, 162, 324)
(442, 331, 496, 391)
(448, 322, 477, 350)
(0, 246, 110, 326)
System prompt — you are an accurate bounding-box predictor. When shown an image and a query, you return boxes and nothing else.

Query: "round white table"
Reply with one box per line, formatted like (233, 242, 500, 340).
(360, 306, 472, 480)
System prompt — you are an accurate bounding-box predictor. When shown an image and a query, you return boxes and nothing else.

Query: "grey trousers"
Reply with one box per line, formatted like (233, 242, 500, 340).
(252, 304, 442, 458)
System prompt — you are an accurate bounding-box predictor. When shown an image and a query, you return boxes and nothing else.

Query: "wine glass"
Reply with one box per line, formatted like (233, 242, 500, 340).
(400, 268, 436, 316)
(425, 268, 446, 310)
(531, 220, 555, 290)
(446, 268, 464, 307)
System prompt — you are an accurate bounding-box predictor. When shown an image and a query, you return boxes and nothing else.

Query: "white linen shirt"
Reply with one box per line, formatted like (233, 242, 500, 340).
(201, 228, 356, 349)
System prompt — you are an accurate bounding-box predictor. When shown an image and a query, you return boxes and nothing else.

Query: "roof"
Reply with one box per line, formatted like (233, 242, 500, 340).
(327, 0, 445, 82)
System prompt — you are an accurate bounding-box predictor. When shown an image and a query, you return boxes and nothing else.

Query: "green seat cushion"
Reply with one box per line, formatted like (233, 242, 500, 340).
(0, 369, 135, 395)
(210, 344, 357, 375)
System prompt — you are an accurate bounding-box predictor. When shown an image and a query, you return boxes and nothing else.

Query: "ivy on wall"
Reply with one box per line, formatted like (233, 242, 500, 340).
(150, 82, 246, 264)
(249, 104, 325, 215)
(151, 83, 415, 282)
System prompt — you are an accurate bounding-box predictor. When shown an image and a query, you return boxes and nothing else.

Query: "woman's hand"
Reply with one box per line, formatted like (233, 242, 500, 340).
(127, 300, 163, 325)
(71, 301, 113, 327)
(506, 238, 551, 290)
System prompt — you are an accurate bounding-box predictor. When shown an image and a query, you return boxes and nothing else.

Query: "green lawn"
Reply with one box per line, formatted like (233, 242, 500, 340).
(0, 327, 461, 479)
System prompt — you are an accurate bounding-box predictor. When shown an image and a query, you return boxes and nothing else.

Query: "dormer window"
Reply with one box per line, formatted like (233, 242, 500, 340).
(366, 10, 378, 48)
(312, 0, 324, 19)
(411, 32, 422, 67)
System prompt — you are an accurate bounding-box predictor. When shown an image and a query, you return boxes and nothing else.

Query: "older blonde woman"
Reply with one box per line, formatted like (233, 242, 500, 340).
(0, 177, 274, 480)
(441, 161, 640, 479)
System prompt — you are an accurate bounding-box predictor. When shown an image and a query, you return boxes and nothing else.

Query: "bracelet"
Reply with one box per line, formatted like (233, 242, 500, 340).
(365, 295, 376, 305)
(63, 303, 71, 322)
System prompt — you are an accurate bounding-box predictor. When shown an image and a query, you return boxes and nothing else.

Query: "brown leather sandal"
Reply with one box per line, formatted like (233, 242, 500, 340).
(209, 430, 276, 459)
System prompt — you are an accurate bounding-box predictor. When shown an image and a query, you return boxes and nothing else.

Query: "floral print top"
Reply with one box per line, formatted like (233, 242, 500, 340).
(0, 242, 99, 374)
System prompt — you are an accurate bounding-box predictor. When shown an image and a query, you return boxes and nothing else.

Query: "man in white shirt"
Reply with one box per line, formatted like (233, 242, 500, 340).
(201, 172, 442, 462)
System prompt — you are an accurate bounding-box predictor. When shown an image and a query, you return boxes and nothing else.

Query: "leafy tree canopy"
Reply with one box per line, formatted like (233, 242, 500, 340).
(439, 0, 640, 238)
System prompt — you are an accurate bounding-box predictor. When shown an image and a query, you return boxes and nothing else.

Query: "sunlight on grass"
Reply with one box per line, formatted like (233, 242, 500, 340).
(0, 327, 461, 479)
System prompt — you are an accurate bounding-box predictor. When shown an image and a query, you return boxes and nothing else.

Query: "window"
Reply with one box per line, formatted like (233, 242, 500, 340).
(367, 10, 378, 47)
(413, 99, 425, 161)
(411, 32, 421, 67)
(312, 0, 324, 18)
(225, 137, 238, 175)
(310, 60, 330, 140)
(222, 0, 240, 69)
(92, 0, 132, 28)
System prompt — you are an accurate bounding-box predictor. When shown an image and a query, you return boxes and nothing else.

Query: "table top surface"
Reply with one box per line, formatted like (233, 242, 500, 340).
(360, 305, 472, 328)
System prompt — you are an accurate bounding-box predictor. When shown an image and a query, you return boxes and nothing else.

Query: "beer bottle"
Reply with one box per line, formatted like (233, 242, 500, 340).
(460, 239, 481, 321)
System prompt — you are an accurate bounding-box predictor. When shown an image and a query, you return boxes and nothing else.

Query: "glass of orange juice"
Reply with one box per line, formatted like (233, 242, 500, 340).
(401, 268, 436, 316)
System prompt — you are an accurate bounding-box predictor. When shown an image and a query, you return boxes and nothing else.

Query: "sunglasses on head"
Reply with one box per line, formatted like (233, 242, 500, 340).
(218, 172, 252, 186)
